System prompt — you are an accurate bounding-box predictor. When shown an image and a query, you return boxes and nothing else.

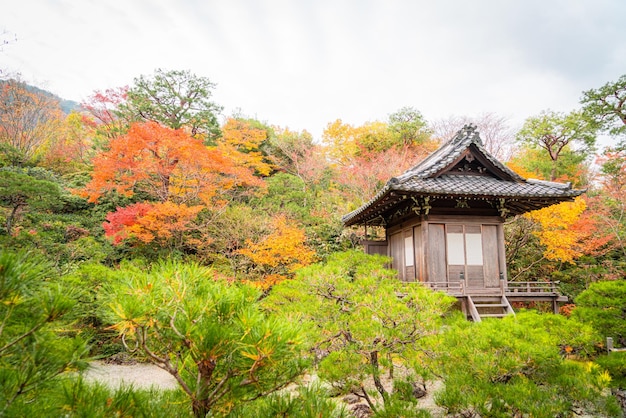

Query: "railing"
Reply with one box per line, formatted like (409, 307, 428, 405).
(423, 280, 559, 296)
(505, 281, 559, 294)
(424, 281, 464, 295)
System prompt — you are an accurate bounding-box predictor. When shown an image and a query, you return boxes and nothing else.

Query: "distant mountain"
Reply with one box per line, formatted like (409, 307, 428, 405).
(0, 79, 81, 114)
(59, 98, 80, 114)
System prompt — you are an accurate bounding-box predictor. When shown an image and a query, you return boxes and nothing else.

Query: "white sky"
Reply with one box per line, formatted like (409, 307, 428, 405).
(2, 0, 625, 141)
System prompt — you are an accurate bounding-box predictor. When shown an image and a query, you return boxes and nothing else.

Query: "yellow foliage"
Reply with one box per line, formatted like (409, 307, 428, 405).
(238, 215, 317, 285)
(322, 119, 360, 165)
(218, 118, 274, 176)
(506, 160, 543, 180)
(526, 197, 586, 263)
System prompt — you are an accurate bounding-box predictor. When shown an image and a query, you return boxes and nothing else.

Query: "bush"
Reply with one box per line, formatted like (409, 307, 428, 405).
(574, 280, 626, 347)
(595, 352, 626, 389)
(432, 311, 620, 417)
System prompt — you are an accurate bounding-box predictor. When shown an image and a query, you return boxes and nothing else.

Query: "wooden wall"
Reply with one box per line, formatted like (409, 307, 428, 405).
(386, 215, 506, 288)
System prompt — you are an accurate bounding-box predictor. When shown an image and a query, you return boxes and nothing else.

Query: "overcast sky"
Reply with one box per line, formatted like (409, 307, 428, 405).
(2, 0, 625, 141)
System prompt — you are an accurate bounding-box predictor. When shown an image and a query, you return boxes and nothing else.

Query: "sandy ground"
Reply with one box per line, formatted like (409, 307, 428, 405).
(84, 361, 179, 390)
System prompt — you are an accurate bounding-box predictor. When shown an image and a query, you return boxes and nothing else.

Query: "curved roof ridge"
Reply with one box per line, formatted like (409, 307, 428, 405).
(393, 124, 522, 183)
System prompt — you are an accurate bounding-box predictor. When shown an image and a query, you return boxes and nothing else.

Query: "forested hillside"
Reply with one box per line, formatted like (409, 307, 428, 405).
(1, 69, 625, 417)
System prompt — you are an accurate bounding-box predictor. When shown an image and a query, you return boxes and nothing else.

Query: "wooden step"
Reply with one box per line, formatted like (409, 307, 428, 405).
(480, 313, 508, 318)
(474, 303, 507, 308)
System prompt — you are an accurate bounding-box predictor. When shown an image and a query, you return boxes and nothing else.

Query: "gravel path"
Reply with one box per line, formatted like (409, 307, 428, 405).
(84, 361, 179, 390)
(84, 361, 446, 416)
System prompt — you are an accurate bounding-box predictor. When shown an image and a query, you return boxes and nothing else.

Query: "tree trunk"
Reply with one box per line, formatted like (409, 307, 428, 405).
(5, 204, 23, 235)
(191, 399, 210, 418)
(369, 350, 389, 405)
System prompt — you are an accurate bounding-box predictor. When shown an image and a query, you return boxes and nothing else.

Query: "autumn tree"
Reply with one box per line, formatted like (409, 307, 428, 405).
(268, 127, 327, 188)
(116, 69, 223, 143)
(592, 149, 626, 257)
(80, 121, 262, 206)
(322, 117, 437, 204)
(322, 119, 360, 164)
(0, 78, 64, 165)
(516, 110, 597, 181)
(581, 74, 626, 139)
(80, 86, 129, 141)
(102, 201, 203, 250)
(39, 112, 94, 175)
(323, 113, 432, 164)
(237, 214, 317, 287)
(218, 118, 274, 177)
(524, 194, 614, 265)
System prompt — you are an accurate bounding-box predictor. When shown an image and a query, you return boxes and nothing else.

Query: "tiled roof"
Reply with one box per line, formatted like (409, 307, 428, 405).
(395, 123, 523, 182)
(342, 124, 585, 226)
(398, 175, 579, 197)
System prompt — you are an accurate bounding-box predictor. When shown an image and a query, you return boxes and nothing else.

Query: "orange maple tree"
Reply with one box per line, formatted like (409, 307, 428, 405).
(526, 198, 586, 263)
(237, 215, 317, 287)
(80, 121, 263, 206)
(103, 201, 203, 247)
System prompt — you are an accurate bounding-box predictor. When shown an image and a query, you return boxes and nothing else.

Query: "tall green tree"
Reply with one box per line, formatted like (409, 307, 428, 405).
(388, 106, 431, 146)
(117, 69, 223, 143)
(516, 110, 597, 181)
(581, 74, 626, 139)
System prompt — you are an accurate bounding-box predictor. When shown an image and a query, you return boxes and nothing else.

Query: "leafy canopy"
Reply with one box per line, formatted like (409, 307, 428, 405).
(517, 110, 596, 181)
(581, 73, 626, 138)
(80, 121, 262, 205)
(117, 69, 223, 142)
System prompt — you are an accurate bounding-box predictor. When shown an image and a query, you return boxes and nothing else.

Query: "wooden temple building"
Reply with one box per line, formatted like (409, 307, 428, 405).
(342, 125, 584, 321)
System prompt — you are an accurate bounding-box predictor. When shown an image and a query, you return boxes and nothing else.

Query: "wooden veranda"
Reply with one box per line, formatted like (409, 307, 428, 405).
(424, 278, 567, 321)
